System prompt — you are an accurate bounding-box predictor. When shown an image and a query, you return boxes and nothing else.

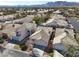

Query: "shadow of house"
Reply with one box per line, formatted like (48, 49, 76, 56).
(34, 44, 47, 51)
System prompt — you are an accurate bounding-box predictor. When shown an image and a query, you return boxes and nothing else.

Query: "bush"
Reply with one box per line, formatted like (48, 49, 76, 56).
(33, 16, 42, 25)
(20, 44, 28, 51)
(66, 45, 79, 57)
(48, 50, 54, 57)
(0, 37, 4, 44)
(33, 14, 50, 25)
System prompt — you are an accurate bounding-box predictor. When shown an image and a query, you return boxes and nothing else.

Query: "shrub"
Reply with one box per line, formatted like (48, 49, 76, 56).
(48, 50, 54, 57)
(0, 37, 4, 44)
(20, 44, 28, 51)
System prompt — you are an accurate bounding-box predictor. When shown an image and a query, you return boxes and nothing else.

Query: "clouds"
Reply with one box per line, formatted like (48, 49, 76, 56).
(0, 1, 48, 5)
(0, 0, 49, 5)
(0, 0, 78, 2)
(0, 0, 51, 1)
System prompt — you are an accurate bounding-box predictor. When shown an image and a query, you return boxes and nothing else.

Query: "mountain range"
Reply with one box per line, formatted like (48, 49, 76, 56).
(0, 1, 79, 7)
(27, 1, 79, 8)
(45, 1, 79, 7)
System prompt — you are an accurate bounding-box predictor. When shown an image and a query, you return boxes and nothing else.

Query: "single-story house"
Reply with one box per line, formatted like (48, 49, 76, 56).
(12, 23, 37, 43)
(29, 29, 50, 51)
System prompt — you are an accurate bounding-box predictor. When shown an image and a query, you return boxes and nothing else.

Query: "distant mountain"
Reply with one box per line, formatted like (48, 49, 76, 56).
(0, 1, 79, 8)
(45, 1, 79, 7)
(27, 1, 79, 8)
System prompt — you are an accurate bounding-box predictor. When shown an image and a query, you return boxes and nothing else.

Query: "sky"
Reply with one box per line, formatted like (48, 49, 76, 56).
(0, 0, 79, 5)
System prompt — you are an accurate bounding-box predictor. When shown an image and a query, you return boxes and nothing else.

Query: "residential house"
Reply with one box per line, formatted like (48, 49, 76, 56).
(12, 23, 37, 43)
(12, 26, 30, 43)
(37, 26, 53, 36)
(53, 28, 78, 54)
(43, 15, 68, 27)
(53, 10, 62, 14)
(68, 9, 75, 14)
(0, 47, 31, 57)
(1, 24, 21, 39)
(29, 29, 50, 51)
(13, 15, 34, 24)
(53, 32, 67, 51)
(30, 29, 49, 46)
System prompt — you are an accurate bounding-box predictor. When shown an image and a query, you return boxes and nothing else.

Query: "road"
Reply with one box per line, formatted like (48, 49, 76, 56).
(68, 17, 79, 32)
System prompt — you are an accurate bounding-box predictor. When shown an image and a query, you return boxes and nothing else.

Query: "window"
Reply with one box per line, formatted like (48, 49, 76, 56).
(16, 31, 21, 36)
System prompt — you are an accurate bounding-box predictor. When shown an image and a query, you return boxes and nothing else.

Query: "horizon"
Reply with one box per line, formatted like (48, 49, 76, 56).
(0, 0, 78, 6)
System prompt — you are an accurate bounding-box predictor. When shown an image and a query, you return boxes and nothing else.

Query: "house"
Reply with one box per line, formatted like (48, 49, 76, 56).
(68, 9, 75, 14)
(53, 32, 67, 51)
(30, 30, 49, 46)
(13, 15, 34, 23)
(55, 28, 65, 37)
(0, 46, 31, 57)
(0, 14, 15, 21)
(12, 23, 37, 43)
(1, 24, 21, 39)
(28, 26, 53, 53)
(37, 26, 53, 36)
(68, 9, 75, 11)
(53, 28, 78, 53)
(43, 15, 68, 27)
(12, 25, 30, 43)
(62, 28, 78, 46)
(29, 29, 50, 51)
(0, 23, 31, 44)
(53, 10, 62, 14)
(53, 28, 66, 51)
(0, 12, 3, 15)
(37, 10, 48, 14)
(22, 23, 37, 32)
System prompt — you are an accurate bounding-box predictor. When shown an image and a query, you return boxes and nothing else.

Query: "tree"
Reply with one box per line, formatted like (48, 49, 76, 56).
(15, 14, 20, 19)
(33, 16, 42, 25)
(20, 44, 28, 51)
(33, 14, 50, 25)
(66, 45, 79, 57)
(48, 50, 54, 57)
(0, 37, 4, 44)
(44, 14, 51, 22)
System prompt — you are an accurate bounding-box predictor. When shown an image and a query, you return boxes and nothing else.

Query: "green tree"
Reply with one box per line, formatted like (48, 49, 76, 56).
(0, 37, 4, 44)
(33, 14, 50, 25)
(44, 14, 50, 22)
(20, 44, 28, 51)
(15, 14, 20, 19)
(66, 45, 79, 57)
(33, 16, 42, 25)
